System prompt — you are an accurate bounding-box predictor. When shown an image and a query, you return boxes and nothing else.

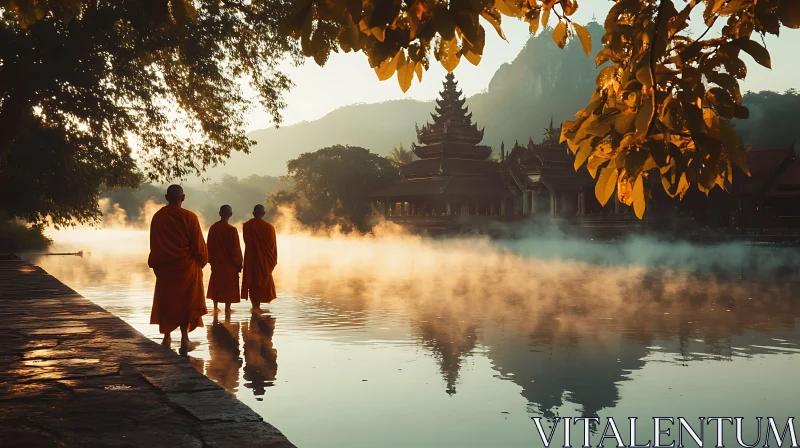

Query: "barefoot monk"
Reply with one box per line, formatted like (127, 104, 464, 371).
(241, 204, 278, 310)
(148, 184, 208, 351)
(207, 205, 243, 313)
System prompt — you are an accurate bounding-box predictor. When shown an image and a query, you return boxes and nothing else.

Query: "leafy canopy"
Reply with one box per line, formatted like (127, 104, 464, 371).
(0, 0, 299, 226)
(273, 145, 398, 231)
(386, 143, 416, 167)
(6, 0, 800, 220)
(278, 0, 800, 218)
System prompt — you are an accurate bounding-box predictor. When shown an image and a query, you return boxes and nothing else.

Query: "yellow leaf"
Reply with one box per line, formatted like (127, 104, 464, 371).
(374, 50, 401, 81)
(464, 49, 481, 65)
(438, 36, 461, 73)
(614, 112, 636, 134)
(528, 8, 541, 34)
(481, 10, 507, 40)
(632, 175, 646, 219)
(371, 25, 386, 42)
(596, 66, 616, 89)
(552, 20, 568, 48)
(494, 0, 520, 16)
(733, 38, 771, 69)
(541, 7, 551, 29)
(574, 143, 592, 170)
(587, 153, 610, 178)
(595, 166, 619, 206)
(397, 56, 415, 93)
(635, 99, 654, 139)
(779, 0, 800, 28)
(572, 23, 592, 56)
(635, 66, 652, 89)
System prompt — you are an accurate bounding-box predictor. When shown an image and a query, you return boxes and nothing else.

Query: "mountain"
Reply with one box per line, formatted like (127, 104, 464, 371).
(203, 23, 606, 178)
(207, 21, 799, 179)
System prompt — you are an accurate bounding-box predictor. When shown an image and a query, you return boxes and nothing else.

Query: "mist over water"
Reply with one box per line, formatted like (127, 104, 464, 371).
(25, 207, 800, 448)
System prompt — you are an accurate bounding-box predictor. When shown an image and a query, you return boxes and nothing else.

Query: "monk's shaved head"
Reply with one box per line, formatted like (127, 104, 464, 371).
(165, 184, 185, 206)
(253, 204, 266, 219)
(218, 204, 233, 223)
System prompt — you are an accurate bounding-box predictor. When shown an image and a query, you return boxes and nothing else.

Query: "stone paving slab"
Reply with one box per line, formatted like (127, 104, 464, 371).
(0, 257, 296, 448)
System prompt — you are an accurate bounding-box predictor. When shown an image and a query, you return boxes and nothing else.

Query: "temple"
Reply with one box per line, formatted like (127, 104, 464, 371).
(370, 73, 800, 239)
(369, 73, 514, 223)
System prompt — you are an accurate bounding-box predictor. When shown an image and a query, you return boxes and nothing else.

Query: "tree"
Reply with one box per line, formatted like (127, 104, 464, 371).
(386, 143, 415, 167)
(6, 0, 800, 219)
(542, 118, 561, 146)
(275, 0, 800, 218)
(276, 145, 398, 230)
(0, 0, 299, 226)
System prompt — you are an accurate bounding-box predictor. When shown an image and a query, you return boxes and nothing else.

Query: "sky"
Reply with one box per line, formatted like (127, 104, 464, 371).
(244, 3, 800, 131)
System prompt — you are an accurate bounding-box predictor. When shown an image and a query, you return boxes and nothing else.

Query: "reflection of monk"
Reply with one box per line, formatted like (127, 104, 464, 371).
(241, 205, 278, 310)
(148, 184, 208, 351)
(207, 205, 243, 313)
(206, 314, 242, 393)
(242, 313, 278, 395)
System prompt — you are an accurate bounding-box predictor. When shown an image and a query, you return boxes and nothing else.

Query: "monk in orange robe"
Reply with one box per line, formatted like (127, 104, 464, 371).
(206, 204, 243, 313)
(148, 184, 208, 351)
(241, 204, 278, 310)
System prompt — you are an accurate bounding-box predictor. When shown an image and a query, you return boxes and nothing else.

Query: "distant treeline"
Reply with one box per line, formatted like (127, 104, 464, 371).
(735, 89, 800, 150)
(100, 174, 292, 226)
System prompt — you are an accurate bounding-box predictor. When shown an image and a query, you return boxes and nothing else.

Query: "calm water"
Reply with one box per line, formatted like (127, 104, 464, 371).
(21, 228, 800, 448)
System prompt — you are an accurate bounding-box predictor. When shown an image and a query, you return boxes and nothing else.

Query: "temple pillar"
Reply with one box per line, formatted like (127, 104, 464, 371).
(578, 191, 585, 215)
(446, 202, 452, 215)
(530, 190, 536, 214)
(550, 190, 557, 215)
(522, 190, 530, 215)
(614, 195, 620, 214)
(500, 200, 506, 216)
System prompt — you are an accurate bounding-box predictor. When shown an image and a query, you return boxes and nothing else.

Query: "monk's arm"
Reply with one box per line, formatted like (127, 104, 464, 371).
(147, 218, 156, 268)
(233, 229, 243, 272)
(268, 225, 278, 270)
(190, 216, 209, 268)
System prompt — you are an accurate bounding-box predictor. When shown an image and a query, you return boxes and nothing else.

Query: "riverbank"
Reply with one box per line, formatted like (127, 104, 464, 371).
(0, 220, 51, 254)
(0, 256, 294, 447)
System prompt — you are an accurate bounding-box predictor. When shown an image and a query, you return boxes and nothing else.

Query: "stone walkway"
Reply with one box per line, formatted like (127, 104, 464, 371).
(0, 257, 295, 448)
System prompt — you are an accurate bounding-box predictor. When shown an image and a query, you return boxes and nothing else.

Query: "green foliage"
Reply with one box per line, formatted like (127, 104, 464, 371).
(0, 220, 52, 253)
(735, 89, 800, 149)
(273, 145, 398, 231)
(0, 0, 300, 226)
(386, 143, 415, 167)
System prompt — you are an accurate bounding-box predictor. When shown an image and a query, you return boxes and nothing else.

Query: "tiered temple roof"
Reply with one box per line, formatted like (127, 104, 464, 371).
(501, 139, 594, 194)
(370, 73, 512, 201)
(409, 73, 492, 163)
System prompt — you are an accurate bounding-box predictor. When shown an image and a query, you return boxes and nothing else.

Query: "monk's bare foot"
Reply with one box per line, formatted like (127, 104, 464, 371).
(180, 337, 199, 353)
(161, 334, 171, 347)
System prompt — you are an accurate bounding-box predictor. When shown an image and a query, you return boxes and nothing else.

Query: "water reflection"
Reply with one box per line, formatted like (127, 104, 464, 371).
(205, 313, 242, 393)
(21, 228, 800, 447)
(242, 312, 279, 396)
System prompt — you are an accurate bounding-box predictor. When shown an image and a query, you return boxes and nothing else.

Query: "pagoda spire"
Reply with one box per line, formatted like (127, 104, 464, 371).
(416, 73, 485, 149)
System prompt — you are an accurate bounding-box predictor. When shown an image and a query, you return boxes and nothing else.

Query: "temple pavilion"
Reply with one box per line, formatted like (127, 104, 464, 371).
(369, 73, 514, 218)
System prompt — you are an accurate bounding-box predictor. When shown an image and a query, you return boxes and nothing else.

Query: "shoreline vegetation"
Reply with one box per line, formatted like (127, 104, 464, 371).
(0, 220, 52, 254)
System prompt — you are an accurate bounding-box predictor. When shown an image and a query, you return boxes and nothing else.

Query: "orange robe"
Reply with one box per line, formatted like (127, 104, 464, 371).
(206, 221, 243, 304)
(148, 205, 208, 334)
(241, 218, 278, 305)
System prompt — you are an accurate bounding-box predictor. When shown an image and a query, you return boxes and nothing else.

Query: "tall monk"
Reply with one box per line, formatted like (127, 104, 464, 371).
(148, 184, 208, 351)
(241, 204, 278, 311)
(206, 205, 243, 313)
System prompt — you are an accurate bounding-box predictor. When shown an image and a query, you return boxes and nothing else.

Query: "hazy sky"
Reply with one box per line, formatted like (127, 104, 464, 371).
(245, 4, 800, 131)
